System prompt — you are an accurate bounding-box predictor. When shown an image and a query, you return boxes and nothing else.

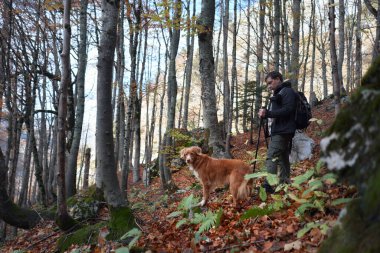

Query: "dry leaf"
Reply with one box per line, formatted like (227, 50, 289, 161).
(284, 240, 302, 251)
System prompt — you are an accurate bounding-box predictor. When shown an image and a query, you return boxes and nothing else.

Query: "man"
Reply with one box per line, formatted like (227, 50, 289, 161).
(258, 71, 296, 193)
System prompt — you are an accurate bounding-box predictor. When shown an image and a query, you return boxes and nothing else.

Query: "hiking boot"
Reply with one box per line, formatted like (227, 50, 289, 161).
(261, 182, 275, 194)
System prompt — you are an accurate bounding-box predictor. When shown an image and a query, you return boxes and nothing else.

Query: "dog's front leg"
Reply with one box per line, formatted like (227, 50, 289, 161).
(198, 183, 211, 206)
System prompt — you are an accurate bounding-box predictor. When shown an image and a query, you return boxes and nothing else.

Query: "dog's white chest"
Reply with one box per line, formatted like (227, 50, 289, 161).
(189, 165, 200, 180)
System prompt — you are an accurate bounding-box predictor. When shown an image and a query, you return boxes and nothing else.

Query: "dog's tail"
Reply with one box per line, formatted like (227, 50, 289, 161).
(237, 179, 253, 199)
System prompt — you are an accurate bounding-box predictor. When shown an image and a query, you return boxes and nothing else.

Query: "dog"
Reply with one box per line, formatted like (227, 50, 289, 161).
(180, 146, 253, 207)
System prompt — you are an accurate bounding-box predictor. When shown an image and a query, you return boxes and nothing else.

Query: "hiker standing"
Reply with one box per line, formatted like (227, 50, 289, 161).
(258, 71, 296, 193)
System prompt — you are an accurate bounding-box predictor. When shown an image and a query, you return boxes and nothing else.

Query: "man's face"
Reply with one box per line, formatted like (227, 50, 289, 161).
(266, 77, 281, 92)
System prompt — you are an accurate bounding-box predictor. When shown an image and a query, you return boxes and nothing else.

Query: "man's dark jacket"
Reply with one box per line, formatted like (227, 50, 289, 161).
(266, 81, 296, 136)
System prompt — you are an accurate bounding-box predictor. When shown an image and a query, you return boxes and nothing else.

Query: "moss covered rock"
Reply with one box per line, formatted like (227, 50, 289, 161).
(56, 206, 136, 252)
(67, 185, 105, 221)
(319, 57, 380, 253)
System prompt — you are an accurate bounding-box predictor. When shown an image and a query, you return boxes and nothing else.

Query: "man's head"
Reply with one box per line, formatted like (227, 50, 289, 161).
(265, 71, 283, 91)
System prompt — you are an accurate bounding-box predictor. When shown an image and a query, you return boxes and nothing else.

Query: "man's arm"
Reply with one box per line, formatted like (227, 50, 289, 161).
(266, 88, 296, 118)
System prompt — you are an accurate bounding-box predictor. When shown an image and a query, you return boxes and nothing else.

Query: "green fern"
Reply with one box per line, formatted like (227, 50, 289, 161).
(191, 209, 222, 233)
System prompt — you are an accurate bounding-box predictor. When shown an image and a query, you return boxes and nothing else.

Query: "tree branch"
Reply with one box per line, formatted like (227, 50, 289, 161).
(363, 0, 377, 17)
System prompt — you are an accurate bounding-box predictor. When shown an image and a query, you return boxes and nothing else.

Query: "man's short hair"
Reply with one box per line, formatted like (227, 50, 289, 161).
(265, 71, 283, 82)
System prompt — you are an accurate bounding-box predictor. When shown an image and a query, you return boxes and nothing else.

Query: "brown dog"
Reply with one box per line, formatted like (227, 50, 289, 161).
(180, 146, 253, 207)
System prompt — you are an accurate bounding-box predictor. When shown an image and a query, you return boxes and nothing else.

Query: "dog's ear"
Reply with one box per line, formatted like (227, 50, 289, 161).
(194, 146, 202, 154)
(180, 148, 186, 159)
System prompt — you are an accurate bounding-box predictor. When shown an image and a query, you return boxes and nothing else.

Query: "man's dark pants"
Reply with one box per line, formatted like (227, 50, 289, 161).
(266, 134, 293, 183)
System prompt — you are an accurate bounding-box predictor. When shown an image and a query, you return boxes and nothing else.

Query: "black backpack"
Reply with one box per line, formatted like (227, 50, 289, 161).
(294, 91, 312, 130)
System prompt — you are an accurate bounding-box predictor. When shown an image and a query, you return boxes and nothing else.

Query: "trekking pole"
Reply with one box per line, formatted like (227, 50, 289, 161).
(252, 117, 263, 172)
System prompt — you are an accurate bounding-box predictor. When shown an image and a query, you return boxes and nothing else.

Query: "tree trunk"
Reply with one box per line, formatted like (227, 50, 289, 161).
(222, 0, 230, 141)
(198, 0, 225, 158)
(355, 0, 362, 89)
(300, 6, 312, 93)
(133, 25, 148, 183)
(366, 0, 380, 60)
(255, 0, 265, 120)
(182, 0, 196, 130)
(0, 149, 41, 229)
(121, 0, 141, 195)
(83, 148, 91, 190)
(338, 0, 345, 90)
(57, 0, 76, 231)
(290, 0, 301, 90)
(66, 0, 89, 198)
(309, 0, 317, 105)
(317, 8, 329, 99)
(283, 0, 291, 73)
(96, 0, 125, 207)
(18, 134, 32, 207)
(232, 0, 238, 135)
(243, 0, 251, 133)
(161, 0, 182, 186)
(273, 0, 281, 70)
(329, 0, 341, 114)
(115, 0, 125, 172)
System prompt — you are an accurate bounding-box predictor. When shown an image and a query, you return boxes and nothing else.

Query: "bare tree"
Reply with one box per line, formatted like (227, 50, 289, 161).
(182, 0, 196, 130)
(96, 0, 126, 207)
(273, 0, 281, 70)
(198, 0, 225, 157)
(66, 0, 89, 198)
(355, 0, 362, 88)
(243, 0, 251, 133)
(364, 0, 380, 61)
(57, 0, 76, 230)
(338, 0, 345, 91)
(160, 0, 182, 187)
(329, 0, 341, 114)
(222, 0, 231, 155)
(290, 0, 301, 90)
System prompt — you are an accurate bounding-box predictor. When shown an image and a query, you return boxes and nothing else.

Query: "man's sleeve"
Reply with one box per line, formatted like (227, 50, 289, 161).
(266, 88, 296, 118)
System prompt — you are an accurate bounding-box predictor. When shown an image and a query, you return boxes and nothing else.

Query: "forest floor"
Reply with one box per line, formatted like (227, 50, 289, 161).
(1, 97, 356, 253)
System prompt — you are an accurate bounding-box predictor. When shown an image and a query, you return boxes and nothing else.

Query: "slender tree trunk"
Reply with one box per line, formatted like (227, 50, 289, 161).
(115, 0, 125, 173)
(274, 0, 281, 70)
(283, 0, 291, 73)
(83, 148, 91, 190)
(329, 0, 341, 114)
(290, 0, 301, 90)
(355, 0, 362, 88)
(232, 0, 238, 135)
(122, 0, 142, 195)
(133, 26, 148, 183)
(182, 0, 196, 130)
(66, 0, 88, 198)
(317, 8, 329, 99)
(309, 0, 317, 105)
(56, 0, 76, 230)
(222, 0, 230, 141)
(161, 0, 182, 186)
(300, 8, 313, 93)
(255, 0, 265, 119)
(338, 0, 345, 91)
(243, 0, 250, 133)
(346, 12, 354, 93)
(18, 134, 32, 207)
